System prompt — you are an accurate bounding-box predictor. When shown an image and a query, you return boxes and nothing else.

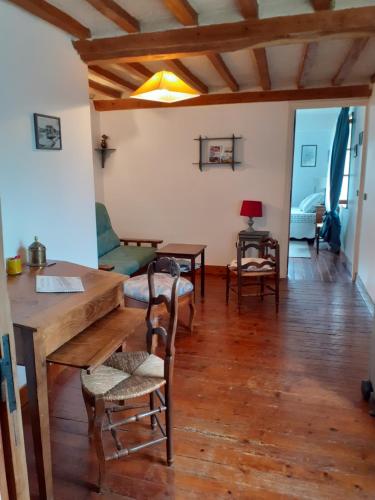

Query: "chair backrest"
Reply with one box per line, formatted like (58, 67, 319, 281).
(145, 257, 180, 382)
(316, 205, 326, 224)
(95, 202, 120, 257)
(236, 238, 280, 276)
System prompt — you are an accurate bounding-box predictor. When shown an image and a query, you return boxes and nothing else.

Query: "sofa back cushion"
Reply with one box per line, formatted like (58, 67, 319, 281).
(95, 203, 120, 257)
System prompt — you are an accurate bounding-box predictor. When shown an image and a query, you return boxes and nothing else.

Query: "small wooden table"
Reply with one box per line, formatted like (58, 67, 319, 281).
(156, 243, 206, 298)
(8, 261, 127, 500)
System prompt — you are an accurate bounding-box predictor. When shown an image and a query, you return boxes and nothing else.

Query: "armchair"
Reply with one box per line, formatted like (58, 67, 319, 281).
(96, 203, 162, 276)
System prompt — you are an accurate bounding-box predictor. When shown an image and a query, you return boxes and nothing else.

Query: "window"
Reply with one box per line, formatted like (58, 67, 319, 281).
(339, 112, 353, 209)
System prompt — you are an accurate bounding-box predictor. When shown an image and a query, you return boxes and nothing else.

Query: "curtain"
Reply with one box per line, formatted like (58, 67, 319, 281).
(321, 107, 350, 253)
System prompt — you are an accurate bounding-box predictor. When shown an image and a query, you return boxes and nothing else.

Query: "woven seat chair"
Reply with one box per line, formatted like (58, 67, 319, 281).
(124, 270, 195, 332)
(81, 257, 180, 493)
(226, 238, 280, 312)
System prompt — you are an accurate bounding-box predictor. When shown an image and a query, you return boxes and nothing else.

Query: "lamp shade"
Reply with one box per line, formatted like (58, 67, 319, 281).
(130, 70, 200, 103)
(240, 200, 263, 217)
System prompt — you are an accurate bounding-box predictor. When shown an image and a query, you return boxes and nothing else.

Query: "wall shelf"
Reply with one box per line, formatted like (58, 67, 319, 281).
(194, 134, 242, 171)
(95, 148, 116, 168)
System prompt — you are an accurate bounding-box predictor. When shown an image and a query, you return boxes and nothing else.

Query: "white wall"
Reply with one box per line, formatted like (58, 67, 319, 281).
(291, 108, 340, 206)
(0, 2, 98, 384)
(99, 102, 292, 277)
(341, 106, 366, 272)
(358, 90, 375, 302)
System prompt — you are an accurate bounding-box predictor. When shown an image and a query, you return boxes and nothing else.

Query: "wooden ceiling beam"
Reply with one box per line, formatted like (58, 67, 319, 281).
(73, 6, 375, 64)
(88, 65, 137, 90)
(9, 0, 91, 39)
(93, 85, 371, 111)
(89, 79, 123, 98)
(207, 53, 239, 92)
(311, 0, 334, 10)
(85, 0, 139, 33)
(117, 62, 153, 81)
(235, 0, 258, 19)
(332, 38, 369, 86)
(297, 42, 319, 88)
(163, 0, 198, 26)
(252, 48, 271, 90)
(166, 59, 208, 93)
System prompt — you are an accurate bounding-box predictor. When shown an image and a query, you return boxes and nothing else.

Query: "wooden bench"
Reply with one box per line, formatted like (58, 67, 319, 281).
(47, 307, 145, 374)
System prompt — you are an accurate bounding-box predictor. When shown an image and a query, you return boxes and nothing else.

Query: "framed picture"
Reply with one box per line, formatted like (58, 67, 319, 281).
(34, 113, 62, 150)
(208, 145, 222, 163)
(301, 144, 317, 167)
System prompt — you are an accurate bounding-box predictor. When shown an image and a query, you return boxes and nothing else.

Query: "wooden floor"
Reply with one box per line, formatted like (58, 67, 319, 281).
(23, 257, 375, 499)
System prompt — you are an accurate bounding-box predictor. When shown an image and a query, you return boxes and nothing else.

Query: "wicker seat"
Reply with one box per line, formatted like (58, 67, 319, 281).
(81, 257, 180, 493)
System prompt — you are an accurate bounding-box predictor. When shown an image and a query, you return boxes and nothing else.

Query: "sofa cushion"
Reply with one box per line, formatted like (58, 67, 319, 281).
(96, 203, 120, 257)
(124, 273, 193, 302)
(99, 245, 156, 276)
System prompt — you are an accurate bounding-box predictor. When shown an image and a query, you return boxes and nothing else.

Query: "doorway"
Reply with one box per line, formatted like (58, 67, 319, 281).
(288, 106, 366, 282)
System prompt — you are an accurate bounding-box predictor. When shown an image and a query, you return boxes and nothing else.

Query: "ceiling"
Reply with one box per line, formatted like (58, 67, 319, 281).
(10, 0, 375, 102)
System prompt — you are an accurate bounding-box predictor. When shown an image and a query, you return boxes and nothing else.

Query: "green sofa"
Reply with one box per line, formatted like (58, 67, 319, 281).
(96, 202, 162, 276)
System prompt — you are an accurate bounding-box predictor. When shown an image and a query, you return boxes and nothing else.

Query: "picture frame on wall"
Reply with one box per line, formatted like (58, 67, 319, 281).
(301, 144, 317, 167)
(34, 113, 62, 150)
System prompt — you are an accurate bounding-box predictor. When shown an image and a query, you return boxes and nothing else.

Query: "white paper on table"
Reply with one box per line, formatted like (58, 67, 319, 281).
(36, 275, 85, 293)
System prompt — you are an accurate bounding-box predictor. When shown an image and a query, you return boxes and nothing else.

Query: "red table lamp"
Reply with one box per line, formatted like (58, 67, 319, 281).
(240, 200, 263, 232)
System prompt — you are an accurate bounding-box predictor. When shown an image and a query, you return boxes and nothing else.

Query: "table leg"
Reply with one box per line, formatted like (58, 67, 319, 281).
(201, 249, 205, 298)
(191, 257, 196, 298)
(22, 329, 53, 500)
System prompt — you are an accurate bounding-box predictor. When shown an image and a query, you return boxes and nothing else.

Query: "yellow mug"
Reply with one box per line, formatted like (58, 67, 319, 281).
(6, 256, 22, 275)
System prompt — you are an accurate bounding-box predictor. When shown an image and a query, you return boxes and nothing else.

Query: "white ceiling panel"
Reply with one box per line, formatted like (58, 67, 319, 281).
(267, 44, 304, 89)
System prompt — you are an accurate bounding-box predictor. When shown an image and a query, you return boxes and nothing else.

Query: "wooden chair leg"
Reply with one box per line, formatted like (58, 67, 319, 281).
(165, 384, 173, 466)
(188, 293, 196, 333)
(149, 392, 157, 430)
(82, 388, 94, 439)
(93, 397, 107, 493)
(225, 267, 230, 304)
(237, 274, 242, 312)
(275, 275, 280, 314)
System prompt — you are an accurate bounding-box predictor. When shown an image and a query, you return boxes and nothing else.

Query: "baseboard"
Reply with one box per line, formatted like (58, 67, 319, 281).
(356, 275, 375, 316)
(205, 265, 226, 276)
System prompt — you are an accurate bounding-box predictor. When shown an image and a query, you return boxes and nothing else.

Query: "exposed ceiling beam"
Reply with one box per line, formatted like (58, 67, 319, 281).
(85, 0, 139, 33)
(93, 85, 371, 111)
(207, 53, 239, 92)
(163, 0, 198, 26)
(332, 38, 369, 86)
(297, 42, 319, 88)
(235, 0, 258, 18)
(310, 0, 334, 10)
(89, 79, 123, 98)
(73, 6, 375, 64)
(234, 0, 271, 91)
(88, 65, 137, 90)
(166, 59, 208, 93)
(9, 0, 91, 39)
(117, 62, 153, 81)
(252, 48, 271, 90)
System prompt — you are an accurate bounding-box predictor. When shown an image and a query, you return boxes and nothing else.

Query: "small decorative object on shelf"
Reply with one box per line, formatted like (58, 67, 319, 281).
(95, 134, 116, 168)
(194, 134, 242, 171)
(28, 236, 47, 267)
(101, 134, 109, 149)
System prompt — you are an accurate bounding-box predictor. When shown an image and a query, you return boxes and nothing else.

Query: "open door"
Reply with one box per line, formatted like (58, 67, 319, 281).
(0, 201, 30, 500)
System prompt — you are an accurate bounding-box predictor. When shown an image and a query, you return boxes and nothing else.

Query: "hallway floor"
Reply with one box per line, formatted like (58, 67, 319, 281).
(23, 269, 375, 499)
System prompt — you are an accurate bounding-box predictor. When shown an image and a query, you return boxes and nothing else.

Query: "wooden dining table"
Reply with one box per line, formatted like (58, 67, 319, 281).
(8, 261, 127, 500)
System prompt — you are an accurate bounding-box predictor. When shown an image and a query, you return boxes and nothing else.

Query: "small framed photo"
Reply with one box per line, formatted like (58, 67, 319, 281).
(34, 113, 62, 150)
(301, 144, 317, 167)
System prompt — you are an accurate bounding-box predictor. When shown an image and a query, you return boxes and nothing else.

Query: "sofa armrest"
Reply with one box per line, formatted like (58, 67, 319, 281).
(119, 238, 163, 249)
(99, 264, 115, 272)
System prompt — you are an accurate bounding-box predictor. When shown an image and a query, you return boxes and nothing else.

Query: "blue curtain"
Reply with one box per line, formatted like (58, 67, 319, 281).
(321, 107, 350, 253)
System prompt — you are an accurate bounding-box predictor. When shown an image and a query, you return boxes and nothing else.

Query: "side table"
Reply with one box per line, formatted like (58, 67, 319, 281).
(156, 243, 206, 298)
(238, 230, 270, 257)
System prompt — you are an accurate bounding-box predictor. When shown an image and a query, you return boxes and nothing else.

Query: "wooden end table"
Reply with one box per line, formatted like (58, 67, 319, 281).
(156, 243, 206, 298)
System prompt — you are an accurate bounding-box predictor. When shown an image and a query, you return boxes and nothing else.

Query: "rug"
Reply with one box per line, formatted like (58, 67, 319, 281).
(289, 240, 311, 258)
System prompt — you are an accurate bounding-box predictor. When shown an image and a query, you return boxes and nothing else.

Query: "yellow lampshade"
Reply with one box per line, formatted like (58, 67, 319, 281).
(130, 70, 200, 103)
